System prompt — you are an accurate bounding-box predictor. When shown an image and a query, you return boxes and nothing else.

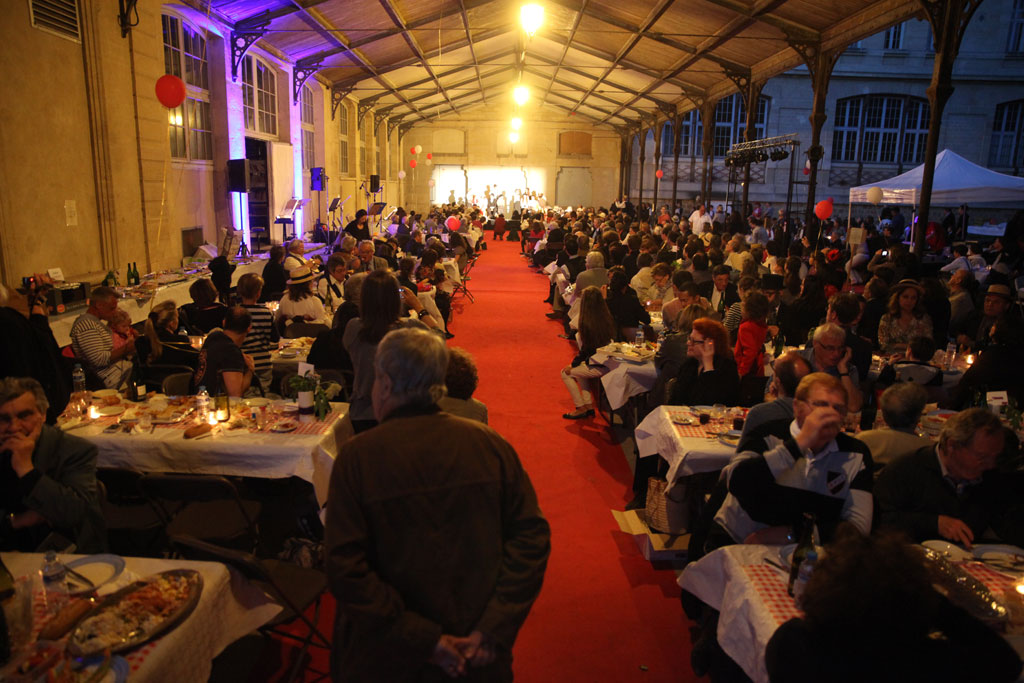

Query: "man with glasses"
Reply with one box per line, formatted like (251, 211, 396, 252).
(0, 377, 105, 552)
(801, 323, 863, 413)
(875, 407, 1024, 547)
(709, 373, 874, 549)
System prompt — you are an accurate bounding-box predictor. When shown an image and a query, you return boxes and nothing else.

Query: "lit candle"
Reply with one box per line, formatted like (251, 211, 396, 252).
(88, 405, 100, 420)
(207, 412, 218, 426)
(966, 354, 975, 366)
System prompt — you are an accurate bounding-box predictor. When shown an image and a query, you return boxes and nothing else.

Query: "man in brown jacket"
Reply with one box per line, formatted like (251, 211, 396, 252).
(325, 327, 550, 681)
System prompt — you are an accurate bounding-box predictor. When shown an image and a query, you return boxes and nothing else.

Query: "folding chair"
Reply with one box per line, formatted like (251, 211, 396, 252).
(162, 371, 193, 396)
(96, 468, 165, 557)
(453, 254, 479, 302)
(171, 534, 330, 683)
(139, 473, 261, 553)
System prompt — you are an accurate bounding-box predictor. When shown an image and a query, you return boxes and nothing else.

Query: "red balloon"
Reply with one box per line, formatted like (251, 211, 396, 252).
(426, 153, 432, 160)
(814, 197, 834, 221)
(446, 216, 461, 231)
(155, 74, 187, 109)
(410, 147, 417, 154)
(655, 169, 664, 179)
(410, 159, 417, 168)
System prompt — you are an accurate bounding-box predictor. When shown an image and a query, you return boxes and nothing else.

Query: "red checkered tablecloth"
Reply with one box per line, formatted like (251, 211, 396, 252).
(90, 410, 341, 436)
(961, 561, 1017, 594)
(674, 423, 714, 439)
(742, 565, 803, 626)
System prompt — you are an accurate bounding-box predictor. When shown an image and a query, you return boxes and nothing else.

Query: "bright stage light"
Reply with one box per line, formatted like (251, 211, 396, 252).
(509, 131, 520, 143)
(520, 4, 544, 37)
(513, 86, 530, 105)
(511, 117, 523, 130)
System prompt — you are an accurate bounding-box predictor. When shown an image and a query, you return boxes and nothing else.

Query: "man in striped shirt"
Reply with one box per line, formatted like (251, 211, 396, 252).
(70, 287, 134, 389)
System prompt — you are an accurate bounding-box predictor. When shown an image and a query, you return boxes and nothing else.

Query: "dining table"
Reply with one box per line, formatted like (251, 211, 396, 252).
(634, 405, 739, 489)
(1, 551, 281, 683)
(679, 543, 1023, 683)
(590, 345, 659, 411)
(66, 400, 348, 506)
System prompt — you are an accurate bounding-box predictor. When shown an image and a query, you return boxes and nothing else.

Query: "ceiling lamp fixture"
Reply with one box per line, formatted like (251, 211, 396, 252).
(513, 85, 530, 105)
(520, 4, 544, 37)
(509, 131, 520, 144)
(511, 117, 523, 130)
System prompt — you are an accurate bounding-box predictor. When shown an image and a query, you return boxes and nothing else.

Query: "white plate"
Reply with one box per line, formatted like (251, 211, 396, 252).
(271, 420, 298, 433)
(922, 539, 972, 561)
(97, 405, 126, 417)
(973, 544, 1024, 572)
(92, 389, 119, 399)
(65, 554, 126, 595)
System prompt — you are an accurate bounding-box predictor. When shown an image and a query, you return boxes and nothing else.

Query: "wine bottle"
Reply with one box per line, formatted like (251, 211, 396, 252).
(787, 512, 816, 596)
(773, 330, 785, 358)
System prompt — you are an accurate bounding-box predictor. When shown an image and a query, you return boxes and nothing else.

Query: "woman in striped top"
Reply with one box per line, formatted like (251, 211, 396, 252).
(237, 273, 278, 392)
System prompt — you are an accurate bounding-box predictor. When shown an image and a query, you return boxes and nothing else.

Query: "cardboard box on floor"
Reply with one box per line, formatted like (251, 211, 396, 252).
(611, 509, 689, 565)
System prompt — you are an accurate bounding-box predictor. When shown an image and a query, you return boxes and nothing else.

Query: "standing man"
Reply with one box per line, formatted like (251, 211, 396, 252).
(326, 328, 550, 681)
(70, 286, 134, 389)
(689, 203, 713, 235)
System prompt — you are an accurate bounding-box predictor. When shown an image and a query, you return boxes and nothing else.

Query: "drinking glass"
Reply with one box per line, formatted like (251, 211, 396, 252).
(137, 412, 153, 433)
(710, 404, 727, 433)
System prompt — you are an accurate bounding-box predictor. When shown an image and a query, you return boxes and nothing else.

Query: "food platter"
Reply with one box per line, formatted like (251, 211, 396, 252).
(68, 569, 203, 657)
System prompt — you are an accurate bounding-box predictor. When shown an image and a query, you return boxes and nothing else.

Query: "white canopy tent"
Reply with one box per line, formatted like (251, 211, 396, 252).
(848, 149, 1024, 206)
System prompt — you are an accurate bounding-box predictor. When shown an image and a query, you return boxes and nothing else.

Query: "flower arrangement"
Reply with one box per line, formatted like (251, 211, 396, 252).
(288, 371, 342, 420)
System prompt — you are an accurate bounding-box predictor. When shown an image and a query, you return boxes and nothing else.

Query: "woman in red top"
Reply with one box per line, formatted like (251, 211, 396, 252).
(734, 290, 772, 377)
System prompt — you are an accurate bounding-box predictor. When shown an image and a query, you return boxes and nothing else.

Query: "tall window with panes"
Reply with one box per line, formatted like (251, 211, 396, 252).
(338, 103, 350, 175)
(1010, 0, 1024, 54)
(376, 123, 386, 177)
(830, 95, 929, 165)
(359, 118, 368, 177)
(711, 94, 770, 157)
(883, 23, 904, 50)
(990, 100, 1024, 169)
(161, 14, 211, 160)
(242, 56, 277, 136)
(301, 85, 316, 170)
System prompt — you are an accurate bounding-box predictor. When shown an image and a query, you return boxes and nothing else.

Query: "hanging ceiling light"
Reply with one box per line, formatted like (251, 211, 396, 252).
(520, 4, 544, 37)
(509, 131, 520, 144)
(513, 85, 530, 105)
(511, 117, 523, 130)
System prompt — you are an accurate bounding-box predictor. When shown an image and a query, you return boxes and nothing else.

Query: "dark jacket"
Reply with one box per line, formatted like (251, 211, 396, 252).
(875, 444, 1024, 546)
(0, 308, 70, 423)
(669, 356, 740, 407)
(261, 260, 288, 302)
(0, 425, 106, 553)
(325, 406, 551, 682)
(606, 290, 650, 334)
(697, 281, 739, 312)
(950, 344, 1024, 409)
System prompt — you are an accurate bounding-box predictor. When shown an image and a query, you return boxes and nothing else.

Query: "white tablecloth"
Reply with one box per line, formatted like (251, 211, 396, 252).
(589, 351, 658, 410)
(441, 259, 462, 285)
(634, 406, 736, 484)
(74, 407, 347, 506)
(2, 552, 280, 683)
(50, 260, 267, 347)
(678, 544, 789, 683)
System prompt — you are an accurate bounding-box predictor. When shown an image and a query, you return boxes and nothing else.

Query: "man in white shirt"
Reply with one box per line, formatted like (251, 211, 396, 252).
(712, 373, 874, 548)
(940, 244, 971, 273)
(688, 204, 713, 235)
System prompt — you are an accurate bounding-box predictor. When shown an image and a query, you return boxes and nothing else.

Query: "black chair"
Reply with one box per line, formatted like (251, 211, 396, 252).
(138, 473, 261, 553)
(141, 364, 194, 392)
(96, 468, 166, 557)
(171, 534, 330, 683)
(283, 322, 330, 339)
(162, 372, 193, 396)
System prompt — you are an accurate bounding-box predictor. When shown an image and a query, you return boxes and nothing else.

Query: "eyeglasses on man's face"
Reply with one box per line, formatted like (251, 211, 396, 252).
(801, 398, 848, 416)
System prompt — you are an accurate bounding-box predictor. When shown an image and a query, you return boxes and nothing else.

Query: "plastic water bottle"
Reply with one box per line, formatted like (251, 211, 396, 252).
(944, 342, 957, 370)
(40, 551, 68, 616)
(635, 328, 645, 348)
(792, 549, 818, 608)
(72, 364, 86, 395)
(195, 386, 210, 423)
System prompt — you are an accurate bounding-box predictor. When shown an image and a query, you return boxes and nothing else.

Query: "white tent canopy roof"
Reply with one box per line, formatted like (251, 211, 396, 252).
(848, 150, 1024, 206)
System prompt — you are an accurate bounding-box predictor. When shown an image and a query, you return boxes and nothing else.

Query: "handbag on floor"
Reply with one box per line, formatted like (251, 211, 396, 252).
(644, 477, 688, 535)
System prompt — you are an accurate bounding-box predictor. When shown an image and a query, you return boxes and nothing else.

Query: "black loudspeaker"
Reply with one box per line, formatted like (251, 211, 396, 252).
(311, 167, 326, 192)
(227, 159, 250, 192)
(369, 174, 381, 193)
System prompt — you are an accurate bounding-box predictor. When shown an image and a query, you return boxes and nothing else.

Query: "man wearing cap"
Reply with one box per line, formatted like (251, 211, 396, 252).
(956, 283, 1016, 352)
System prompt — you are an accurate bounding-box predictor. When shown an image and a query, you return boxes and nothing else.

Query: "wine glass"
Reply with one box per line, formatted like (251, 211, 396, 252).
(137, 412, 153, 433)
(710, 403, 727, 435)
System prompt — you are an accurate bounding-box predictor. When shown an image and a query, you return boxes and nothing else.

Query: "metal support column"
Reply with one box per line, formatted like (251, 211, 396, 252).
(789, 41, 839, 230)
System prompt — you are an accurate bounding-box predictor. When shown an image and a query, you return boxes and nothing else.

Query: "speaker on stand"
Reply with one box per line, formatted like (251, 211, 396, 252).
(311, 167, 327, 242)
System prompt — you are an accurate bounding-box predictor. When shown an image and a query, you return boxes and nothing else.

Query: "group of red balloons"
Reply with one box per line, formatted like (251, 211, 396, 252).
(408, 147, 432, 168)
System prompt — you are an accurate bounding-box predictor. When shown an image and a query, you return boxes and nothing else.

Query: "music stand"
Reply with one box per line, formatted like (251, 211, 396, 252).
(367, 202, 387, 237)
(274, 198, 307, 242)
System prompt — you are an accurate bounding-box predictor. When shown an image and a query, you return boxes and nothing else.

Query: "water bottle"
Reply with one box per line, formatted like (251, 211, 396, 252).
(635, 328, 645, 348)
(72, 364, 86, 394)
(40, 551, 68, 616)
(792, 549, 818, 608)
(195, 386, 210, 423)
(944, 342, 957, 370)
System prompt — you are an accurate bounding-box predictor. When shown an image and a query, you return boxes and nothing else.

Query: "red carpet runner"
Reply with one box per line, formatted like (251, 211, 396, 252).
(277, 238, 700, 681)
(451, 238, 698, 682)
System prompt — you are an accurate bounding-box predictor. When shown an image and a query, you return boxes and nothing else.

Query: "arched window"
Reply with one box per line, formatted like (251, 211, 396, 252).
(241, 55, 278, 135)
(161, 13, 211, 160)
(990, 100, 1024, 169)
(679, 110, 702, 156)
(301, 84, 316, 170)
(830, 95, 930, 165)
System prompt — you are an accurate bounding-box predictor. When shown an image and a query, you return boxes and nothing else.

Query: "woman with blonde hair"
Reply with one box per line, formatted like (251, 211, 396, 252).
(141, 300, 197, 369)
(560, 286, 618, 419)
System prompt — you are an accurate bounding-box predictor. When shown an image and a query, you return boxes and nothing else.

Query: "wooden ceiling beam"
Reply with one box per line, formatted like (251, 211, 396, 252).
(376, 0, 459, 116)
